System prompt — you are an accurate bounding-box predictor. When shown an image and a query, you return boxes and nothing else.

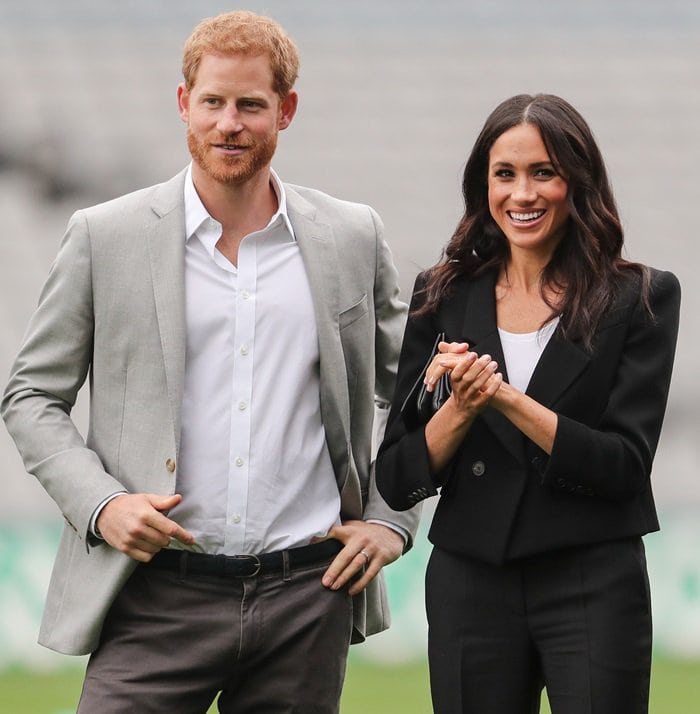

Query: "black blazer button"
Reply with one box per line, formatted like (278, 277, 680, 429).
(471, 460, 486, 476)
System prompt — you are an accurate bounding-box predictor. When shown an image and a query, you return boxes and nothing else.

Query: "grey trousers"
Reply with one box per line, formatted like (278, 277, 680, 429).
(77, 554, 353, 713)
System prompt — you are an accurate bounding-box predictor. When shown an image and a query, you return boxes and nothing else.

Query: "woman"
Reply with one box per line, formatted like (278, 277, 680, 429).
(376, 94, 680, 714)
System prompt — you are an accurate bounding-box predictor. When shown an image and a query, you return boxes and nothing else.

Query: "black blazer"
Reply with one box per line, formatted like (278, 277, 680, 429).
(376, 268, 681, 565)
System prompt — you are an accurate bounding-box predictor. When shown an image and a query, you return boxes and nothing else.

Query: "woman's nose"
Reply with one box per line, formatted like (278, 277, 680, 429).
(511, 177, 536, 202)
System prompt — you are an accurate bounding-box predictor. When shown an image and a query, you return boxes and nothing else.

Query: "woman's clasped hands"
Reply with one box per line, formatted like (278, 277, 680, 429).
(424, 341, 503, 418)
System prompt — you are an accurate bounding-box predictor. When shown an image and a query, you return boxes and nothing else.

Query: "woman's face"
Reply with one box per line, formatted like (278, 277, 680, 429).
(487, 122, 570, 262)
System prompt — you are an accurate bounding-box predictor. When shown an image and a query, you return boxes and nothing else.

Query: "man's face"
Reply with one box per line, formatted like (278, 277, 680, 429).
(177, 53, 297, 186)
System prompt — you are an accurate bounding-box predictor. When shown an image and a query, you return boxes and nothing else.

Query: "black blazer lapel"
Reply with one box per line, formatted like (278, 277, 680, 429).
(526, 332, 590, 408)
(452, 272, 525, 464)
(439, 272, 594, 464)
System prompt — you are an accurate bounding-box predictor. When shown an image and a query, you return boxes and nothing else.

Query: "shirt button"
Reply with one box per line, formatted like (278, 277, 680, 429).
(241, 291, 250, 300)
(165, 458, 176, 473)
(471, 460, 486, 476)
(240, 345, 249, 355)
(238, 401, 247, 410)
(235, 457, 244, 467)
(232, 514, 241, 524)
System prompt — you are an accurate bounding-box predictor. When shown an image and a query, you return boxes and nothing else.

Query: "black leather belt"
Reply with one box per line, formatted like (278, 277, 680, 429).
(146, 539, 342, 578)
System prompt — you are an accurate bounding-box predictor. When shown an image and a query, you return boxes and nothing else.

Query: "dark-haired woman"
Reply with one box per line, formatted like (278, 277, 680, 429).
(376, 94, 680, 714)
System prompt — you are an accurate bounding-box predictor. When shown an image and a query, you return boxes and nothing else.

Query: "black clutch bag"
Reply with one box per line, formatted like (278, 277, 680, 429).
(401, 332, 452, 424)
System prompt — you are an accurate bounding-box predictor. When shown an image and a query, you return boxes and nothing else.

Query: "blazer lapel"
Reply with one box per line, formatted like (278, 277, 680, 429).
(457, 272, 508, 377)
(526, 332, 590, 407)
(286, 187, 350, 486)
(456, 271, 592, 459)
(456, 272, 525, 464)
(146, 170, 188, 450)
(527, 298, 633, 407)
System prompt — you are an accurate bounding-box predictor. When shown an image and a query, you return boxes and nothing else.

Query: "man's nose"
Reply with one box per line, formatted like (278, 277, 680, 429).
(217, 107, 244, 133)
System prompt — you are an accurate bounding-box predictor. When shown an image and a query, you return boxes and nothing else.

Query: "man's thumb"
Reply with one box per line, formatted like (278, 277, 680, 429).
(148, 493, 183, 512)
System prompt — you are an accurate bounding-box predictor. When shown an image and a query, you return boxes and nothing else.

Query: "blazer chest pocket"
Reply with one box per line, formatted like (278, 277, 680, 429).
(339, 294, 368, 331)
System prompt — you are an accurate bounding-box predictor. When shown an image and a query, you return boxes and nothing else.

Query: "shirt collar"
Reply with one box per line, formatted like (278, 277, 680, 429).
(183, 163, 296, 243)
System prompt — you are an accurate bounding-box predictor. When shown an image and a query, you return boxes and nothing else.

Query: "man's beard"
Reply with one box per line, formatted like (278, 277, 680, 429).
(187, 129, 278, 185)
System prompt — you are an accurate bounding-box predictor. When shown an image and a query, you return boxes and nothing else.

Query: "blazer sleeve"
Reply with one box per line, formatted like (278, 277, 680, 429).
(369, 207, 407, 406)
(358, 208, 422, 542)
(2, 211, 126, 540)
(538, 269, 681, 500)
(375, 274, 445, 511)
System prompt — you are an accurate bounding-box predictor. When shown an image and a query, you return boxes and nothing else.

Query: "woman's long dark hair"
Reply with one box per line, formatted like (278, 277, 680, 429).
(417, 93, 649, 349)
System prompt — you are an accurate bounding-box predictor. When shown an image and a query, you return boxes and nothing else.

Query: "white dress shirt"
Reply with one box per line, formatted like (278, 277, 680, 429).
(167, 166, 341, 555)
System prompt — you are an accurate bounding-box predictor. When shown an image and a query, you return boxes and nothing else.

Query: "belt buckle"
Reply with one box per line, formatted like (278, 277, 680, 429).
(230, 554, 261, 577)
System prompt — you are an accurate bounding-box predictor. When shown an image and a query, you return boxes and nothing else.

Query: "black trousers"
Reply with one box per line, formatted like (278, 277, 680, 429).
(426, 538, 652, 714)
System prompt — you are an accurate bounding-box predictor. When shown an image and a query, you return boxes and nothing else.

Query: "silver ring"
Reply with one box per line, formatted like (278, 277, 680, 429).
(359, 549, 370, 564)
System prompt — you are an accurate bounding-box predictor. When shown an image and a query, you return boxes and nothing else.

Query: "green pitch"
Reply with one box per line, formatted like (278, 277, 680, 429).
(344, 657, 700, 713)
(0, 657, 698, 712)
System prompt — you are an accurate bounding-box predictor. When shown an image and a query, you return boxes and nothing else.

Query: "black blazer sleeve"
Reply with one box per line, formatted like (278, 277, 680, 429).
(538, 268, 681, 500)
(376, 274, 448, 511)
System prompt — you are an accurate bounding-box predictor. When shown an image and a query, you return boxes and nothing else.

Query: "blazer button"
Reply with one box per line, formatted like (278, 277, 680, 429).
(471, 460, 485, 477)
(165, 458, 176, 473)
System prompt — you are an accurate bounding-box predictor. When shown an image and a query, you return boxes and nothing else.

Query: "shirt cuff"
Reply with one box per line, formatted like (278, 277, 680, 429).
(89, 492, 128, 538)
(366, 519, 409, 546)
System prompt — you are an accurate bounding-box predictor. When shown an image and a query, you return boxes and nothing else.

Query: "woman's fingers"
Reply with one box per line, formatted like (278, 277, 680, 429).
(450, 355, 501, 413)
(425, 351, 475, 390)
(450, 353, 493, 383)
(425, 349, 501, 402)
(437, 341, 470, 354)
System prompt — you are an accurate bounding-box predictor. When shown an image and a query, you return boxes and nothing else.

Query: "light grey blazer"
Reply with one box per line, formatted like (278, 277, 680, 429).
(2, 169, 419, 655)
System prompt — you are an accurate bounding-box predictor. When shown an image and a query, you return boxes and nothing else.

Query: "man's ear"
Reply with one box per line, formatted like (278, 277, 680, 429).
(176, 83, 190, 124)
(278, 90, 299, 131)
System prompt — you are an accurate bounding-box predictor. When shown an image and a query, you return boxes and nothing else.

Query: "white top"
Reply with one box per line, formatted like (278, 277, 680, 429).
(497, 318, 559, 393)
(168, 166, 341, 554)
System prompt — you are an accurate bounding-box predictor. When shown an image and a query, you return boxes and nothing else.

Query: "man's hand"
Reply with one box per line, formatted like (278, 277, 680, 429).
(321, 520, 404, 596)
(96, 493, 195, 562)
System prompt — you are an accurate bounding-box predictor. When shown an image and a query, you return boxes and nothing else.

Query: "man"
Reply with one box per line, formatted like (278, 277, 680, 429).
(2, 11, 418, 713)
